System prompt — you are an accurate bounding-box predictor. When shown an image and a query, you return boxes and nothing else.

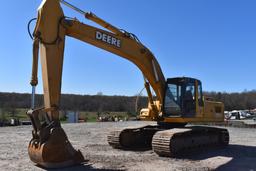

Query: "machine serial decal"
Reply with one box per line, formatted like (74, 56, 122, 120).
(96, 31, 121, 48)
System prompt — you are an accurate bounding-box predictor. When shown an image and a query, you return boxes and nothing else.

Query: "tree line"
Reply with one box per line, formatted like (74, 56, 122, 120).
(0, 92, 147, 114)
(204, 90, 256, 111)
(0, 90, 256, 112)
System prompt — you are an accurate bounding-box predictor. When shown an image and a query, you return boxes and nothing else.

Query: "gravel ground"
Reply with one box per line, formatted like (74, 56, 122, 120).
(0, 121, 255, 171)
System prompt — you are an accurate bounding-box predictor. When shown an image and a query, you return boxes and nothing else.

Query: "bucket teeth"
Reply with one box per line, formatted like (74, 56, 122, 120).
(28, 127, 85, 168)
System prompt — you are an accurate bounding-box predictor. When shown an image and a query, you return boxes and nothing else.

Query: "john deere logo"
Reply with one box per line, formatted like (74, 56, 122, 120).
(96, 31, 121, 48)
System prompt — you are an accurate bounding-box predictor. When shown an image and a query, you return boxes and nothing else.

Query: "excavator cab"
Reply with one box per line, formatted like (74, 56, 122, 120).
(161, 76, 225, 124)
(164, 77, 202, 118)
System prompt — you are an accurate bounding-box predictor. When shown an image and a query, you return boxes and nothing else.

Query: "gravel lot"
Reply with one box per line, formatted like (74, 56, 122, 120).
(0, 121, 255, 171)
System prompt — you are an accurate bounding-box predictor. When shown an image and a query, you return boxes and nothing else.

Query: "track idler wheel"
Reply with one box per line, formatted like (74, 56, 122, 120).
(28, 127, 85, 168)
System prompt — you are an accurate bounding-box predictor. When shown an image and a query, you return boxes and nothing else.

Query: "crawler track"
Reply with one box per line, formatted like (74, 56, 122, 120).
(107, 125, 160, 150)
(152, 126, 229, 157)
(107, 129, 124, 149)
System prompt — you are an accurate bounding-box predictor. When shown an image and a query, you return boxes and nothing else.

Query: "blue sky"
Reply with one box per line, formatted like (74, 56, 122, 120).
(0, 0, 255, 95)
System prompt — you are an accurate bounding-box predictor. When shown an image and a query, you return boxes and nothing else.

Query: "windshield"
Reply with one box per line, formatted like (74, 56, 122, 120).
(164, 84, 182, 115)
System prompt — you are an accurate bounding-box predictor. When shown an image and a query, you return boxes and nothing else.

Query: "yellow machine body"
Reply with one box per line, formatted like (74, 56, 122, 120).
(27, 0, 226, 168)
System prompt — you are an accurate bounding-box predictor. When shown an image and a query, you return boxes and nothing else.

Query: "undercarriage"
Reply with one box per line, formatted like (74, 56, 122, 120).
(107, 123, 229, 157)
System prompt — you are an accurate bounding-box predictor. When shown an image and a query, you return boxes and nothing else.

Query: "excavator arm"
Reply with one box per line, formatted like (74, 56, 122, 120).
(28, 0, 166, 168)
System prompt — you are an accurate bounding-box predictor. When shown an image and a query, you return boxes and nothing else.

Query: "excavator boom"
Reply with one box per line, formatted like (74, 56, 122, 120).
(31, 0, 166, 120)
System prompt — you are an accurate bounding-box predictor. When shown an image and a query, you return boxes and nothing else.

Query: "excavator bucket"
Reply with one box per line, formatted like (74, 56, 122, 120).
(28, 127, 84, 168)
(27, 109, 85, 168)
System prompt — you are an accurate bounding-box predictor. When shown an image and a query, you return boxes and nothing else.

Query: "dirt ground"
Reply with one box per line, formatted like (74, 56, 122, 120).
(0, 121, 255, 171)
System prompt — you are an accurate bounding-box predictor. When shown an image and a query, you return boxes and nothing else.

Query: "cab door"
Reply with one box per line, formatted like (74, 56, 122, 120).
(182, 82, 196, 116)
(195, 80, 204, 117)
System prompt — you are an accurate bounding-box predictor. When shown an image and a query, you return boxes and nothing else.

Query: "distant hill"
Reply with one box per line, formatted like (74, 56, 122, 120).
(0, 90, 255, 112)
(0, 92, 147, 113)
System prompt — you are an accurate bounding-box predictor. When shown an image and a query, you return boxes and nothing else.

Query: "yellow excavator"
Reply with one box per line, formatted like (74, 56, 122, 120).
(27, 0, 229, 168)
